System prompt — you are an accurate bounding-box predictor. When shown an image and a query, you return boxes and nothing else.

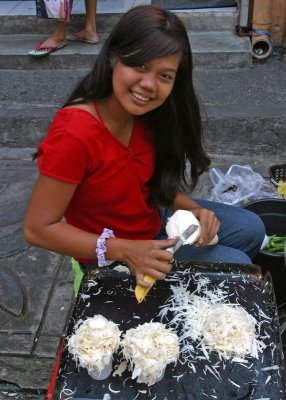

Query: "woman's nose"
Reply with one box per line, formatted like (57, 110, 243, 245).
(139, 73, 157, 91)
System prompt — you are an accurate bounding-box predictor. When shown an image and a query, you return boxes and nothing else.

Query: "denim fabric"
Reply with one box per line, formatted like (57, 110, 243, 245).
(156, 198, 265, 264)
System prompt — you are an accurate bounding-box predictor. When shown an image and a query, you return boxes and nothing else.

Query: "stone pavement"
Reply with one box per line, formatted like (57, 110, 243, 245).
(0, 157, 75, 399)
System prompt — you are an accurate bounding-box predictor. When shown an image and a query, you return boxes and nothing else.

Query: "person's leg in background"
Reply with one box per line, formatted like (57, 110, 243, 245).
(29, 0, 99, 55)
(69, 0, 99, 43)
(37, 19, 68, 51)
(159, 198, 266, 264)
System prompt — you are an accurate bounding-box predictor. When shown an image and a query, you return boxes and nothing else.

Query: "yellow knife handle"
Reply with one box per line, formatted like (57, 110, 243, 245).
(134, 247, 175, 303)
(134, 275, 156, 303)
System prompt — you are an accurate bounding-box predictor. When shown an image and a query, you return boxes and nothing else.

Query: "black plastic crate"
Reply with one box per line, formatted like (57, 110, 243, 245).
(269, 164, 286, 186)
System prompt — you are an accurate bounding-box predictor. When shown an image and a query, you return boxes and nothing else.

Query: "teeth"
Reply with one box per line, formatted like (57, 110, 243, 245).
(132, 91, 149, 102)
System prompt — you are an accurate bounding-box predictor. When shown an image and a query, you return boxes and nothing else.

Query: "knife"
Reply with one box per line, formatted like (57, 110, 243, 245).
(171, 223, 199, 253)
(134, 224, 199, 303)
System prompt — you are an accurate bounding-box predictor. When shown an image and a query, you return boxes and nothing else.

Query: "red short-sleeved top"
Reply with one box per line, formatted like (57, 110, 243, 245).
(37, 106, 161, 261)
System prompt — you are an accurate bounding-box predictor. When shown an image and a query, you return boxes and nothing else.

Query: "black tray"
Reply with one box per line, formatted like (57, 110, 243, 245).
(53, 262, 285, 400)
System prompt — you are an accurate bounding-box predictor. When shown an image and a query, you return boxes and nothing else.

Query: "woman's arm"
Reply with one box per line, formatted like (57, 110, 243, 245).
(24, 174, 102, 259)
(24, 174, 176, 285)
(172, 192, 220, 245)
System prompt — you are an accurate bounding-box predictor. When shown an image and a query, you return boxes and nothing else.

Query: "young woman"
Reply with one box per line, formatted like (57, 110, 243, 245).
(24, 5, 265, 289)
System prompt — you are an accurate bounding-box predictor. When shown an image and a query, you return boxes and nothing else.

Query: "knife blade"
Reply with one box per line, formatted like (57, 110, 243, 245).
(171, 223, 199, 253)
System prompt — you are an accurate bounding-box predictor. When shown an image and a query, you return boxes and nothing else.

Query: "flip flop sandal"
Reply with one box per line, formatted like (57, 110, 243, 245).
(28, 43, 66, 58)
(67, 34, 99, 44)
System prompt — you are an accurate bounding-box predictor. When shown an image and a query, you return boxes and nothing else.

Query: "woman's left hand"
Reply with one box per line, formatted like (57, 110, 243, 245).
(191, 206, 220, 246)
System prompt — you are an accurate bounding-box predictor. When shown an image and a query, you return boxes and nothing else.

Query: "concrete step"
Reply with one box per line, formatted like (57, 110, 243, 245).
(1, 53, 285, 156)
(0, 8, 238, 34)
(0, 5, 252, 70)
(1, 102, 284, 158)
(0, 31, 252, 70)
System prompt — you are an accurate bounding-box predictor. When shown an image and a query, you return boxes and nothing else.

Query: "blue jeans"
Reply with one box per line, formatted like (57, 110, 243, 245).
(157, 199, 266, 264)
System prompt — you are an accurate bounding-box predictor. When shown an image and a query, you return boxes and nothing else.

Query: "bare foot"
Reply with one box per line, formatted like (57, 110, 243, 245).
(39, 36, 67, 49)
(29, 35, 67, 57)
(69, 29, 99, 44)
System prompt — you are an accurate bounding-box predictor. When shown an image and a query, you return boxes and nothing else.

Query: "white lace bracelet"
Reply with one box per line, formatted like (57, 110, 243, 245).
(96, 228, 115, 267)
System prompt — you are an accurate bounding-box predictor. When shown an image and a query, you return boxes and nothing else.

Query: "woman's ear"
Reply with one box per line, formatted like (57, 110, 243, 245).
(109, 56, 117, 69)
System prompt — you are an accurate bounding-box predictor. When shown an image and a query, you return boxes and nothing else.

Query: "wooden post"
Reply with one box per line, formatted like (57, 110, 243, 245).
(271, 0, 286, 45)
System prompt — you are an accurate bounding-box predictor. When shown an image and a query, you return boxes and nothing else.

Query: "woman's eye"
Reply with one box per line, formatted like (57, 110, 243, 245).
(161, 73, 173, 80)
(135, 64, 147, 70)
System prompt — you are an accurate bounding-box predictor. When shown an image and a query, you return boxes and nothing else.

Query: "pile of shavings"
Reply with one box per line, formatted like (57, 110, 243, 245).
(202, 304, 257, 358)
(158, 274, 266, 365)
(67, 314, 121, 374)
(121, 321, 179, 386)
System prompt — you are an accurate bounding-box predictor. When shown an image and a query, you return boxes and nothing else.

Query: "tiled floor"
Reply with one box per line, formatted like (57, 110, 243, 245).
(0, 0, 150, 16)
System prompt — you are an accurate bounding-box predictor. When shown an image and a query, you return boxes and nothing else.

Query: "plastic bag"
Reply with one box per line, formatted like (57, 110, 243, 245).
(35, 0, 73, 21)
(249, 179, 283, 202)
(208, 165, 264, 205)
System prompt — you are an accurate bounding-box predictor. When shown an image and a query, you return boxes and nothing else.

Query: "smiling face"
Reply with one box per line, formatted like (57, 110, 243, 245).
(109, 53, 181, 117)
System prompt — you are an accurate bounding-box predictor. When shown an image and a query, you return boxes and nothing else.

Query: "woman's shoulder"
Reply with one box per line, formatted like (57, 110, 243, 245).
(50, 103, 102, 140)
(58, 102, 99, 123)
(63, 102, 98, 119)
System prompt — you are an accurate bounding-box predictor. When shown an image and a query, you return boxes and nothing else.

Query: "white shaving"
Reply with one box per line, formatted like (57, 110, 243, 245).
(261, 365, 279, 371)
(112, 361, 127, 376)
(113, 264, 130, 273)
(68, 314, 121, 374)
(160, 277, 265, 362)
(202, 304, 257, 359)
(121, 322, 179, 386)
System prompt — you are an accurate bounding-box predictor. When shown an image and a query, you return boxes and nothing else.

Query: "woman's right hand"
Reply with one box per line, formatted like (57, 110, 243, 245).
(120, 238, 177, 287)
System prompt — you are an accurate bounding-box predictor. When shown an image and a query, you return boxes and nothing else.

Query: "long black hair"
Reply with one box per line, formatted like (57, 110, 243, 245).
(65, 5, 211, 207)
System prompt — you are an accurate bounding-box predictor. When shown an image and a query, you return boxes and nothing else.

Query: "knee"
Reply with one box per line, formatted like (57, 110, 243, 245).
(243, 209, 266, 246)
(175, 244, 252, 264)
(229, 248, 252, 264)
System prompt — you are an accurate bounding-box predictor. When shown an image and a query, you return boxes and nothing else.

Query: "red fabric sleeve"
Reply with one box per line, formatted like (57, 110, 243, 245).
(37, 131, 89, 184)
